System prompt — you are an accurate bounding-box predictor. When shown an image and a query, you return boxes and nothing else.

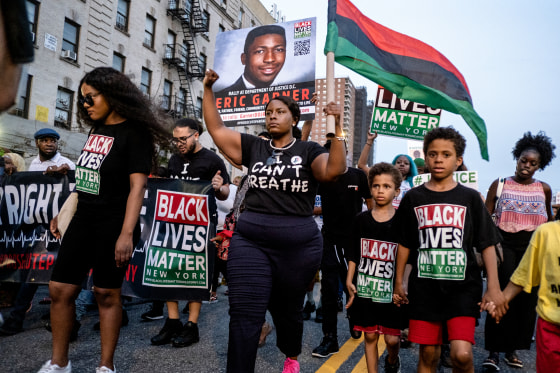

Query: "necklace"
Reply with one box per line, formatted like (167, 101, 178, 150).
(269, 138, 296, 151)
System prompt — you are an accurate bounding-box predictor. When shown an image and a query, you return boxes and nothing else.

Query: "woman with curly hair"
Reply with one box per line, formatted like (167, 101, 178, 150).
(483, 131, 556, 371)
(38, 67, 168, 373)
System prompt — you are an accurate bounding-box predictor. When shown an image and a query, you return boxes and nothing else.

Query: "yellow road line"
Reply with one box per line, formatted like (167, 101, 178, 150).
(316, 336, 363, 373)
(350, 336, 387, 373)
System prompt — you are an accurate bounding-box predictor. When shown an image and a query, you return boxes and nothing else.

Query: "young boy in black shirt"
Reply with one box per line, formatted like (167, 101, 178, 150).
(393, 127, 506, 372)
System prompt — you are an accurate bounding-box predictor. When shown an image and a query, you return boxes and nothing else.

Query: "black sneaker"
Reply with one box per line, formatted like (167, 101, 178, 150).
(312, 334, 339, 358)
(302, 301, 316, 321)
(151, 318, 182, 345)
(0, 316, 23, 336)
(315, 307, 323, 323)
(141, 302, 164, 321)
(172, 321, 200, 348)
(384, 354, 401, 373)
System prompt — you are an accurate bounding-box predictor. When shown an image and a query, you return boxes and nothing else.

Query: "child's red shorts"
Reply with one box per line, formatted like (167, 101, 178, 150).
(408, 317, 476, 345)
(536, 317, 560, 372)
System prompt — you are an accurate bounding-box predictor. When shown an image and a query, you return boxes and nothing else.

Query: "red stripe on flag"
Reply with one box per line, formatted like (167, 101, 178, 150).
(336, 0, 470, 95)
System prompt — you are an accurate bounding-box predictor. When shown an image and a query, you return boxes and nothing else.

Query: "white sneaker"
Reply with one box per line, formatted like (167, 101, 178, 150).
(38, 360, 72, 373)
(96, 366, 116, 373)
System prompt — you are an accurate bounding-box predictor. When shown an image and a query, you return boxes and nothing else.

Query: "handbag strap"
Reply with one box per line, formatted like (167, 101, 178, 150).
(494, 177, 506, 211)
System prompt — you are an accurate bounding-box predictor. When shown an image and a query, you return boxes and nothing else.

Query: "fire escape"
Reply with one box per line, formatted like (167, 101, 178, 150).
(163, 0, 209, 119)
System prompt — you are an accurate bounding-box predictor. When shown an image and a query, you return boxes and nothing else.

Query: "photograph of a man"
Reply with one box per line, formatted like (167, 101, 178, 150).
(219, 25, 286, 94)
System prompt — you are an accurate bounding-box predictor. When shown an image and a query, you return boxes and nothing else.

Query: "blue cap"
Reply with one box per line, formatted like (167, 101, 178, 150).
(34, 128, 60, 140)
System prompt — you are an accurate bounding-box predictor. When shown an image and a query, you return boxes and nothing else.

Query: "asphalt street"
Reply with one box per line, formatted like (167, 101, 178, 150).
(0, 283, 536, 373)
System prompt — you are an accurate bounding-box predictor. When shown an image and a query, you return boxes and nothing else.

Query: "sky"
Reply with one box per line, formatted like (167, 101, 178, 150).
(258, 0, 560, 196)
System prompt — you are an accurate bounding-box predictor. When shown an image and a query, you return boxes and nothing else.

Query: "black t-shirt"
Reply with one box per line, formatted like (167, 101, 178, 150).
(395, 183, 501, 321)
(168, 147, 230, 185)
(347, 211, 404, 329)
(241, 134, 327, 216)
(319, 167, 371, 238)
(75, 121, 152, 215)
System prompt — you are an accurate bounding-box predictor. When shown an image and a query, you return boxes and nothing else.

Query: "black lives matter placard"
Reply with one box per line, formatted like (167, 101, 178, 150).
(0, 172, 74, 283)
(213, 18, 316, 127)
(122, 178, 216, 301)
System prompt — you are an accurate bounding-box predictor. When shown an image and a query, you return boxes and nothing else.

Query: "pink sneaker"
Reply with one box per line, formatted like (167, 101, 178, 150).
(282, 358, 300, 373)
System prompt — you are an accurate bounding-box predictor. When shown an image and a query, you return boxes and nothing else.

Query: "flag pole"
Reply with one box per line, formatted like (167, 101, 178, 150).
(326, 51, 336, 136)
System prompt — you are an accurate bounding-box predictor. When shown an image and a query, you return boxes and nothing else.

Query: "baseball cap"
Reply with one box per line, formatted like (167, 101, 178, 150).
(34, 128, 60, 140)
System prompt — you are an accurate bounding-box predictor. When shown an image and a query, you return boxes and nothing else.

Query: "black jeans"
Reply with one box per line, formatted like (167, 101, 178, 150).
(226, 211, 322, 373)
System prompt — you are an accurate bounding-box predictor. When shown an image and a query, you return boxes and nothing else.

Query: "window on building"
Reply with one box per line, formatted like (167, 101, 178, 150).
(55, 87, 73, 130)
(11, 74, 32, 118)
(238, 8, 244, 28)
(218, 24, 225, 33)
(183, 0, 192, 16)
(162, 80, 172, 110)
(166, 31, 176, 58)
(116, 0, 129, 32)
(144, 15, 155, 48)
(112, 53, 125, 72)
(140, 68, 151, 96)
(176, 88, 186, 115)
(202, 10, 209, 29)
(62, 19, 79, 59)
(26, 0, 39, 42)
(198, 53, 207, 72)
(219, 0, 227, 8)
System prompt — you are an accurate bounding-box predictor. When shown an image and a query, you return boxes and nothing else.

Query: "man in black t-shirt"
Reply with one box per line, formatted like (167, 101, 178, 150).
(149, 118, 230, 349)
(312, 141, 373, 358)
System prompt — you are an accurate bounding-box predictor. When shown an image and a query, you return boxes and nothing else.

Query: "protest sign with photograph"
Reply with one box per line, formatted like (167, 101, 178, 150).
(213, 18, 316, 127)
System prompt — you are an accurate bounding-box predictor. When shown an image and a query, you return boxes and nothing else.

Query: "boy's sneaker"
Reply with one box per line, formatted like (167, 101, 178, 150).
(302, 301, 316, 320)
(384, 355, 401, 373)
(141, 304, 164, 321)
(282, 358, 300, 373)
(37, 360, 72, 373)
(482, 352, 500, 371)
(96, 366, 116, 373)
(150, 318, 182, 345)
(172, 321, 200, 347)
(312, 334, 339, 358)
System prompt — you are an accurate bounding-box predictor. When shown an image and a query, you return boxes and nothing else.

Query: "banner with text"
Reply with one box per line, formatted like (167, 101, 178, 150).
(412, 171, 479, 191)
(213, 18, 316, 126)
(0, 172, 74, 283)
(371, 86, 441, 140)
(122, 178, 216, 301)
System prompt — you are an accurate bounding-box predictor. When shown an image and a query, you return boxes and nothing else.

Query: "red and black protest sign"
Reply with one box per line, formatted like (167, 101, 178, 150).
(0, 171, 74, 283)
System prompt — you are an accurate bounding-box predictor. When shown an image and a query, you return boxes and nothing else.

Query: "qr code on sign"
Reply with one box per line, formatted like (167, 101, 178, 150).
(294, 40, 310, 56)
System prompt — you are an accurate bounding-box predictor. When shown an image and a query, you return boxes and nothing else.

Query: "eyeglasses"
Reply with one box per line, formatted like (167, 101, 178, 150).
(266, 150, 283, 166)
(171, 131, 198, 145)
(79, 92, 102, 107)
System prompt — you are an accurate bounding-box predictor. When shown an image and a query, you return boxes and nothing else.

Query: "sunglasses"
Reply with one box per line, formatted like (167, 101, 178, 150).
(266, 150, 283, 166)
(79, 92, 101, 107)
(171, 131, 198, 145)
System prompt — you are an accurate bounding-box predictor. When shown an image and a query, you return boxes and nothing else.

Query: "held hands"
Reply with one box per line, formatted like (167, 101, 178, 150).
(203, 69, 219, 89)
(479, 288, 508, 323)
(392, 283, 409, 307)
(345, 282, 357, 309)
(115, 232, 133, 268)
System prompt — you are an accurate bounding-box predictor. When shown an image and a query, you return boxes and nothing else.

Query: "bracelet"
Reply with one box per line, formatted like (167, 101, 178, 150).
(335, 136, 346, 141)
(366, 142, 373, 146)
